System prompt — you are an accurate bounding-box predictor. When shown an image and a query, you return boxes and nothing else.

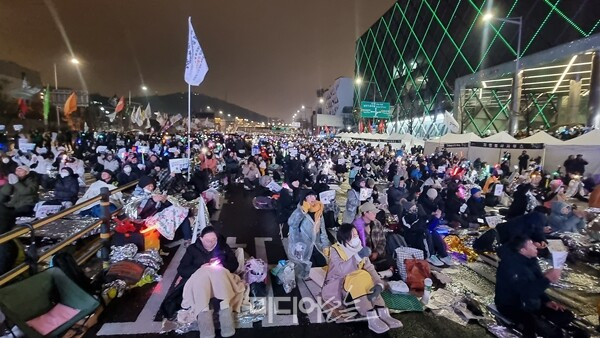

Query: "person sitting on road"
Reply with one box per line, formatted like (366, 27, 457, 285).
(548, 201, 586, 233)
(495, 236, 575, 338)
(242, 161, 260, 190)
(466, 187, 487, 223)
(353, 202, 378, 248)
(117, 163, 139, 187)
(53, 167, 80, 207)
(401, 200, 451, 266)
(321, 223, 403, 334)
(342, 177, 364, 224)
(177, 226, 242, 338)
(287, 190, 330, 279)
(496, 210, 550, 248)
(131, 176, 194, 243)
(77, 170, 122, 218)
(418, 188, 444, 216)
(0, 166, 39, 217)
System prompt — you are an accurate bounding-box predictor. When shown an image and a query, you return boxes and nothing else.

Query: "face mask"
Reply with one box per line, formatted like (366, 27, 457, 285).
(60, 171, 69, 178)
(144, 188, 152, 194)
(349, 237, 361, 248)
(2, 158, 8, 164)
(123, 167, 132, 174)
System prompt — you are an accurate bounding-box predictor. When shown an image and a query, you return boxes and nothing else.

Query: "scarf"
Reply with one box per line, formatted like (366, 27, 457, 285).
(339, 243, 363, 262)
(302, 200, 324, 233)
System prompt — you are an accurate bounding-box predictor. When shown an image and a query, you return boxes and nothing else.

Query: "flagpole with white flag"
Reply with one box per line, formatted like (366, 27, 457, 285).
(184, 16, 209, 180)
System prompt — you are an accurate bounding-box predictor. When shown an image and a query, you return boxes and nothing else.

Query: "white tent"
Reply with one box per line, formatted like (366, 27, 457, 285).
(424, 132, 481, 156)
(519, 131, 563, 145)
(468, 132, 519, 164)
(564, 129, 600, 145)
(482, 131, 517, 143)
(544, 130, 600, 176)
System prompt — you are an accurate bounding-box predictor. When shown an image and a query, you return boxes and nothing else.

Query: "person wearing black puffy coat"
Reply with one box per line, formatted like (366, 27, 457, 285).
(54, 167, 79, 204)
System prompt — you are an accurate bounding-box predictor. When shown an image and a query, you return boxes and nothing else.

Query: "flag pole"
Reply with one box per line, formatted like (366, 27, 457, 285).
(187, 83, 192, 181)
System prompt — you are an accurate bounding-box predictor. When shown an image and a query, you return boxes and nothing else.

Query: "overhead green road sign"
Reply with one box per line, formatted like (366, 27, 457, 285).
(360, 101, 391, 119)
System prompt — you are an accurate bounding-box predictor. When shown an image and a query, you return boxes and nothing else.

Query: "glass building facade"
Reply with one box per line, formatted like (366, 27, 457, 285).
(355, 0, 600, 137)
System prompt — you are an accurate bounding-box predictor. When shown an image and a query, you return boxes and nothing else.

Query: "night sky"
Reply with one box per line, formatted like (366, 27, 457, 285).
(0, 0, 395, 119)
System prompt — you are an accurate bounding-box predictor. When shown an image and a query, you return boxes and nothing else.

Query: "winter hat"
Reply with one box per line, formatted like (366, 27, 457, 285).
(138, 175, 155, 189)
(426, 188, 438, 200)
(471, 187, 481, 195)
(16, 165, 30, 174)
(550, 179, 563, 191)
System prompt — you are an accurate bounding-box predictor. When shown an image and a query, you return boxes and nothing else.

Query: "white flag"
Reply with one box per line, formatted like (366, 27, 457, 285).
(444, 110, 460, 133)
(107, 112, 117, 122)
(184, 17, 209, 86)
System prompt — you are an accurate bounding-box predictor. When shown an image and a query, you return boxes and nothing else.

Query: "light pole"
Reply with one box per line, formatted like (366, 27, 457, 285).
(483, 14, 523, 135)
(52, 57, 81, 129)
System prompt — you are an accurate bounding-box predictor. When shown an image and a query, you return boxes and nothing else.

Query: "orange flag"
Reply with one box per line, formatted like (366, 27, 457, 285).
(63, 92, 77, 116)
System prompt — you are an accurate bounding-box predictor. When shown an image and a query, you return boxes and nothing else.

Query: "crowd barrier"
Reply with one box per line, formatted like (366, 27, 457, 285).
(0, 180, 139, 287)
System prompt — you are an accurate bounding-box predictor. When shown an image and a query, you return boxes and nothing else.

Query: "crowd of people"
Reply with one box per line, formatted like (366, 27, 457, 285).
(0, 128, 597, 337)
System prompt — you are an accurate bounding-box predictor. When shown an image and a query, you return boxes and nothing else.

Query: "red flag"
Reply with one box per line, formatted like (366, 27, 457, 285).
(359, 120, 364, 133)
(17, 98, 28, 119)
(367, 119, 373, 133)
(115, 96, 125, 113)
(378, 120, 385, 133)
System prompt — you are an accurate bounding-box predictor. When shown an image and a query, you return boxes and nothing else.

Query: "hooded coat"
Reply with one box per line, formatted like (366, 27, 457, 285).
(54, 167, 79, 202)
(548, 201, 585, 233)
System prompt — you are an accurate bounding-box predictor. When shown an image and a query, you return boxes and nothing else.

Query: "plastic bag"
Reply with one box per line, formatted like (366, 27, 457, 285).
(273, 260, 296, 294)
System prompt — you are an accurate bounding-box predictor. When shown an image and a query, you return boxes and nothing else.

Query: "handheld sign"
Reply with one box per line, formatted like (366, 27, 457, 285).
(169, 158, 190, 172)
(319, 190, 336, 205)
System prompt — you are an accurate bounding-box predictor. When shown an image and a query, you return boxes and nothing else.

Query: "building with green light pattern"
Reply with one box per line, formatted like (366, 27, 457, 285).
(355, 0, 600, 137)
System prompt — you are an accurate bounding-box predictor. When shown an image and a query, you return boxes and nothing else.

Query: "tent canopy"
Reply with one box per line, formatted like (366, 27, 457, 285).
(437, 132, 481, 143)
(564, 129, 600, 145)
(482, 131, 517, 143)
(518, 131, 563, 144)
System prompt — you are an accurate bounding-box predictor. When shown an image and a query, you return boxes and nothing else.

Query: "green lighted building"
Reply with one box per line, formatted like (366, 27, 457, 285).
(355, 0, 600, 137)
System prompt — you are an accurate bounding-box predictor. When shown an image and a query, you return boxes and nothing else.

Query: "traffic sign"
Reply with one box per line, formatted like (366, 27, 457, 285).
(360, 101, 391, 119)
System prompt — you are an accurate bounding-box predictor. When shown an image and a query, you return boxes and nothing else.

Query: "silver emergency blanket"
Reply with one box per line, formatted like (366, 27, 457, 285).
(17, 216, 100, 240)
(133, 250, 163, 270)
(109, 243, 138, 263)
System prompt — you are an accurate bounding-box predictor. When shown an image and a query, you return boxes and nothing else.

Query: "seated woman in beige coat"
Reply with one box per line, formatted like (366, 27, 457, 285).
(321, 223, 403, 334)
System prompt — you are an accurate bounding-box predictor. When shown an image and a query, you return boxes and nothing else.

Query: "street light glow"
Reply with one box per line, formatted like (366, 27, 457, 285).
(319, 98, 324, 104)
(301, 105, 305, 110)
(141, 85, 148, 91)
(70, 57, 80, 65)
(482, 13, 494, 21)
(355, 77, 363, 85)
(219, 110, 223, 114)
(206, 106, 211, 109)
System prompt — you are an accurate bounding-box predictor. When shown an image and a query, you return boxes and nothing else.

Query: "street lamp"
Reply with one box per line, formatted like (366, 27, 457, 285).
(483, 13, 523, 136)
(53, 57, 82, 128)
(301, 105, 305, 110)
(319, 97, 324, 104)
(355, 77, 363, 85)
(141, 85, 148, 91)
(219, 110, 223, 114)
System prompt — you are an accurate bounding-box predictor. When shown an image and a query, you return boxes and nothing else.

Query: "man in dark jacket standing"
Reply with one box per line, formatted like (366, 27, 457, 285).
(495, 237, 573, 337)
(518, 150, 529, 174)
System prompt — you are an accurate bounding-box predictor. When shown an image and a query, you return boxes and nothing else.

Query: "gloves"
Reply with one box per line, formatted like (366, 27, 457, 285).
(357, 246, 371, 259)
(367, 284, 383, 302)
(8, 174, 18, 185)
